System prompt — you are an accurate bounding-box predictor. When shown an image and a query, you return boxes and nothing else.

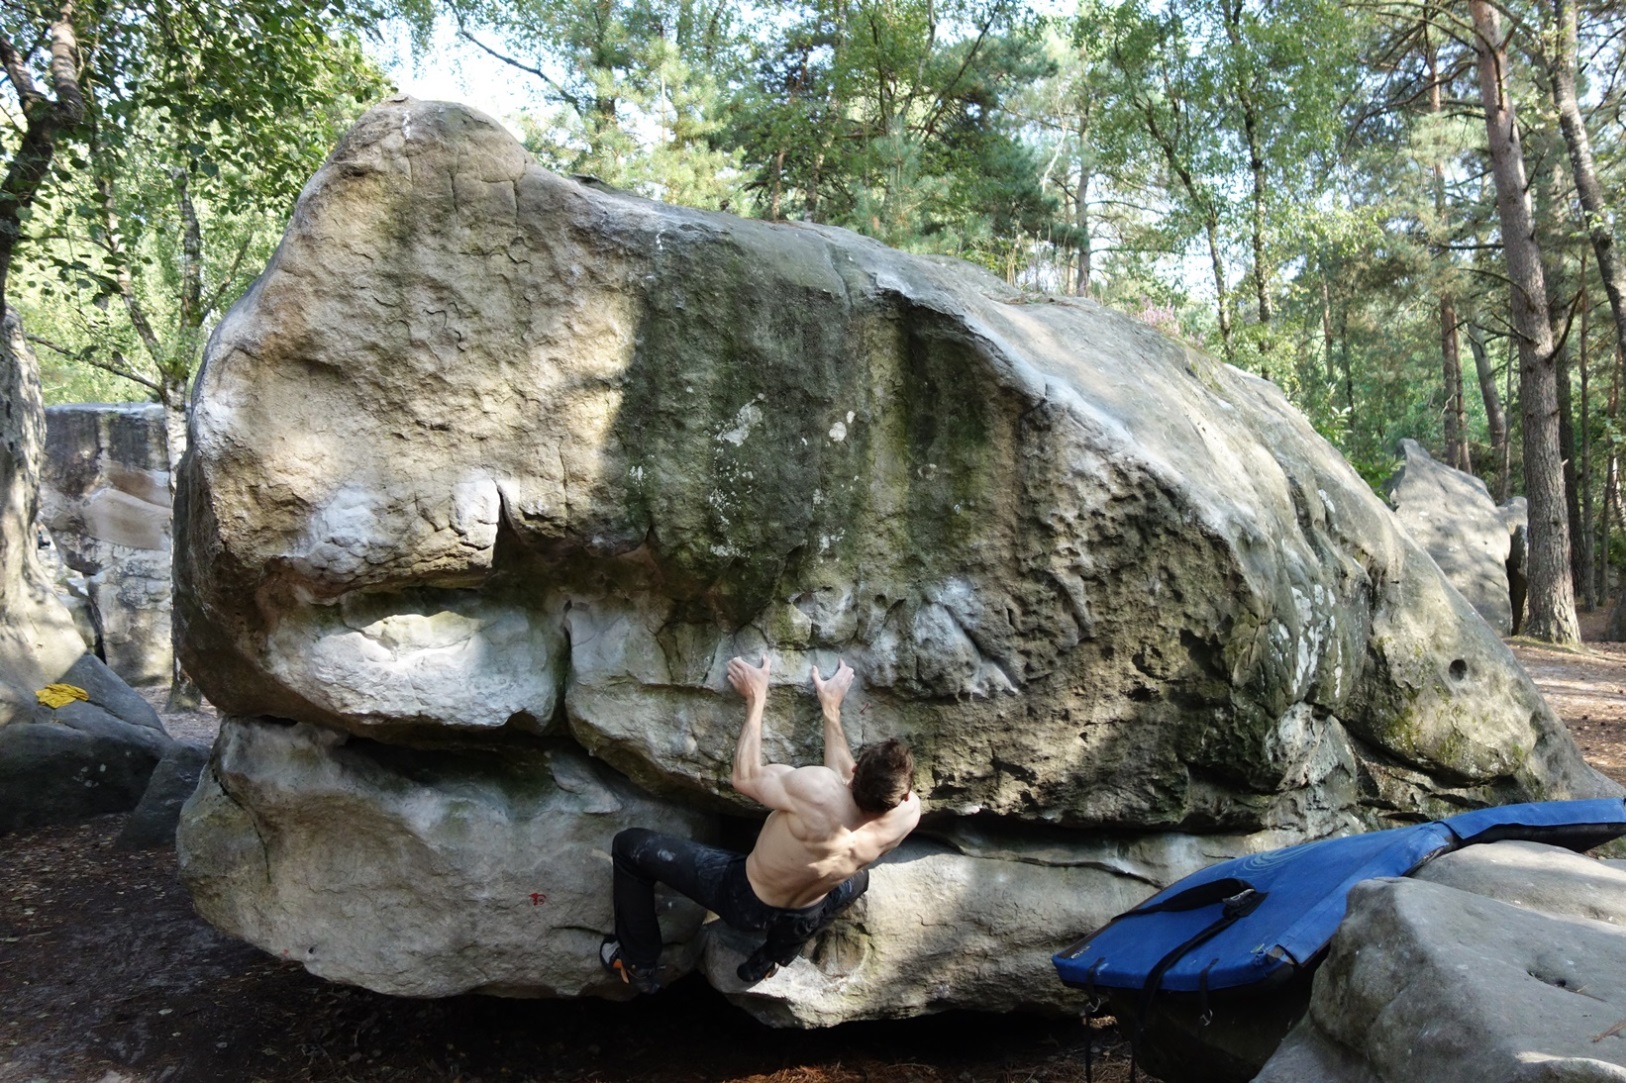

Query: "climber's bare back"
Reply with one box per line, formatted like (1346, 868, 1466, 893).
(727, 655, 922, 909)
(744, 764, 920, 908)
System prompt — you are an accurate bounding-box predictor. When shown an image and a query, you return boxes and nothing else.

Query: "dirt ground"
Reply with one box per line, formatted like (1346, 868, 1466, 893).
(5, 623, 1626, 1083)
(1505, 611, 1626, 787)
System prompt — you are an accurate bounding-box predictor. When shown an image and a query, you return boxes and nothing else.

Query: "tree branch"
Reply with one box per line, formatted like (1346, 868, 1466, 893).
(45, 5, 84, 126)
(200, 234, 253, 316)
(0, 6, 88, 311)
(175, 166, 202, 330)
(81, 350, 161, 393)
(25, 330, 79, 357)
(0, 31, 41, 105)
(919, 3, 1000, 144)
(27, 334, 162, 393)
(452, 17, 584, 116)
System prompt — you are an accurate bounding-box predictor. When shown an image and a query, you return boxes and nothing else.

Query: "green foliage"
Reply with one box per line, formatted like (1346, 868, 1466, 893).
(13, 0, 1626, 595)
(404, 0, 755, 210)
(2, 0, 389, 406)
(730, 0, 1057, 265)
(516, 28, 749, 210)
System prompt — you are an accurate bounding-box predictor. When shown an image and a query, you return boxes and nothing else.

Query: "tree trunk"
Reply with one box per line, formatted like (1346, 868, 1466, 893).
(1556, 341, 1585, 594)
(1549, 0, 1626, 635)
(1135, 96, 1234, 366)
(1504, 332, 1516, 502)
(1609, 456, 1626, 638)
(1581, 262, 1595, 608)
(1203, 211, 1235, 365)
(1076, 114, 1092, 298)
(1426, 25, 1469, 472)
(1321, 270, 1338, 385)
(1604, 452, 1619, 617)
(1340, 302, 1355, 425)
(1549, 0, 1626, 371)
(1441, 297, 1470, 471)
(1605, 333, 1621, 606)
(1221, 0, 1272, 333)
(1532, 123, 1589, 600)
(1467, 323, 1509, 499)
(1472, 0, 1579, 642)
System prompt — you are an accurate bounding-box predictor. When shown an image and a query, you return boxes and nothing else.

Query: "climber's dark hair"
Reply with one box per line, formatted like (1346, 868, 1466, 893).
(851, 737, 913, 813)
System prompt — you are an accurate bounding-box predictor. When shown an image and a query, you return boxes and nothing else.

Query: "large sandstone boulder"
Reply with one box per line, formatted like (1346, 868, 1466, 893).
(39, 403, 173, 686)
(1384, 438, 1523, 634)
(174, 99, 1618, 1023)
(1255, 841, 1626, 1083)
(0, 314, 90, 724)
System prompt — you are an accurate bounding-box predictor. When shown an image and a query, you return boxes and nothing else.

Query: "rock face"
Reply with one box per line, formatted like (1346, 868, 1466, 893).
(697, 826, 1220, 1026)
(180, 717, 716, 998)
(1255, 841, 1626, 1083)
(39, 403, 173, 686)
(174, 99, 1619, 1023)
(0, 314, 91, 725)
(1384, 438, 1523, 634)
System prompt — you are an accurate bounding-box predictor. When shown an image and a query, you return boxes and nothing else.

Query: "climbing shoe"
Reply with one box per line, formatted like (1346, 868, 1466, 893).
(600, 936, 660, 994)
(736, 947, 781, 984)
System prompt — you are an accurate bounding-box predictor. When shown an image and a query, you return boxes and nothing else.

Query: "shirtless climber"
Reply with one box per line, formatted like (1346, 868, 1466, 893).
(601, 655, 922, 992)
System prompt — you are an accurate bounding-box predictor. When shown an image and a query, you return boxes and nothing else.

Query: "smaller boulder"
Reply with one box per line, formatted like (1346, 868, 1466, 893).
(0, 652, 173, 834)
(45, 653, 166, 732)
(116, 739, 210, 850)
(39, 403, 173, 686)
(1384, 439, 1520, 634)
(1254, 842, 1626, 1083)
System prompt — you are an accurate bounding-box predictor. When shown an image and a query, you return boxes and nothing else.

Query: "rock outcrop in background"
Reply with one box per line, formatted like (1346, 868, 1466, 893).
(1384, 438, 1527, 635)
(39, 403, 173, 686)
(174, 99, 1621, 1025)
(0, 317, 177, 834)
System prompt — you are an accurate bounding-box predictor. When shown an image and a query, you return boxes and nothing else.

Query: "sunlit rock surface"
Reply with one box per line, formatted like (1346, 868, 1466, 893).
(180, 717, 713, 997)
(174, 98, 1618, 1023)
(1384, 438, 1523, 635)
(1, 325, 176, 832)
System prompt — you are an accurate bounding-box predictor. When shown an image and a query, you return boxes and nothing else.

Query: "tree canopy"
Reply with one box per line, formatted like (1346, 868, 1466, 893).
(1, 0, 388, 407)
(15, 0, 1626, 641)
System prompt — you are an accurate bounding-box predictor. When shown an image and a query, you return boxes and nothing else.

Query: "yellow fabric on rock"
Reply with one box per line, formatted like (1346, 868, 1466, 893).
(35, 683, 89, 709)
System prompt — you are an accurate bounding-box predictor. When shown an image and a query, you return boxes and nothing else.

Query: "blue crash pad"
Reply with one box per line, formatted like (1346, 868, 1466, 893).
(1053, 798, 1626, 996)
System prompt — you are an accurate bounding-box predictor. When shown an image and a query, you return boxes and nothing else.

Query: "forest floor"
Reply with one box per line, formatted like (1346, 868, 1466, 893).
(3, 619, 1626, 1083)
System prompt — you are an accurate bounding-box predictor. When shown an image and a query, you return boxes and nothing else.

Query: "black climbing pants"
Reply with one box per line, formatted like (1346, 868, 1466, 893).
(611, 827, 869, 972)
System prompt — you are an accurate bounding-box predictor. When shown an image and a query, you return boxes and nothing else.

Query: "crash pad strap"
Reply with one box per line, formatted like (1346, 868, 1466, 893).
(1130, 887, 1267, 1072)
(1134, 886, 1264, 1026)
